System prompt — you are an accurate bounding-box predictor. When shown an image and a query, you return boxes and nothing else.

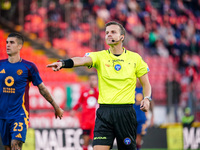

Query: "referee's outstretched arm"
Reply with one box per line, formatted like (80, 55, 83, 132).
(46, 56, 93, 71)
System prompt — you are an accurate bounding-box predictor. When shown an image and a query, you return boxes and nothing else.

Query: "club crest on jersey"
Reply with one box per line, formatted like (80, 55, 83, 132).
(124, 137, 131, 145)
(114, 64, 121, 71)
(89, 89, 94, 94)
(17, 69, 23, 75)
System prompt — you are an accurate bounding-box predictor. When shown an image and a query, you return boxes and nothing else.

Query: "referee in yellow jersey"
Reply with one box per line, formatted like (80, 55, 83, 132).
(47, 21, 152, 150)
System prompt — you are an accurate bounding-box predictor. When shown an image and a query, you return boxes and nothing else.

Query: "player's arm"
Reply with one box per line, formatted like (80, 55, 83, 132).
(46, 56, 93, 71)
(70, 98, 81, 117)
(73, 92, 83, 110)
(138, 74, 151, 112)
(70, 91, 83, 117)
(37, 82, 64, 119)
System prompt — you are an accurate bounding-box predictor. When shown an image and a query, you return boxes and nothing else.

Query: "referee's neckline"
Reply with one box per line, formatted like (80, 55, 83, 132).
(107, 47, 126, 55)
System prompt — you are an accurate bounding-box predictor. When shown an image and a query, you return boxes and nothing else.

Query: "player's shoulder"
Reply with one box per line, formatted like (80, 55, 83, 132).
(126, 50, 144, 62)
(83, 87, 97, 95)
(21, 59, 36, 66)
(21, 59, 38, 70)
(126, 50, 141, 57)
(82, 87, 91, 93)
(87, 50, 108, 56)
(81, 89, 89, 97)
(0, 59, 8, 64)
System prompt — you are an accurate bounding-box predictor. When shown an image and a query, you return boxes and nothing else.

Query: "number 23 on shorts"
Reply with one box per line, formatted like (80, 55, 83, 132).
(12, 121, 27, 141)
(13, 122, 23, 131)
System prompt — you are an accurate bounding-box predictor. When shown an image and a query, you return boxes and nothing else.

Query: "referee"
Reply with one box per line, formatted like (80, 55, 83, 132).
(47, 21, 152, 150)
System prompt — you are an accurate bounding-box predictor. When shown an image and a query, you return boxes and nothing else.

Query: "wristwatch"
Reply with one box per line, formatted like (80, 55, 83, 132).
(59, 59, 65, 68)
(144, 96, 152, 101)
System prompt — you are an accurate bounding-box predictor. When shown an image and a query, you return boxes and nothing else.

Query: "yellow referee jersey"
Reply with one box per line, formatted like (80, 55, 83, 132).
(87, 48, 149, 104)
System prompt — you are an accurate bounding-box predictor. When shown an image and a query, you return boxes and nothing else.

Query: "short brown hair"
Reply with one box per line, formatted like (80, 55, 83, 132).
(8, 32, 24, 45)
(105, 21, 126, 37)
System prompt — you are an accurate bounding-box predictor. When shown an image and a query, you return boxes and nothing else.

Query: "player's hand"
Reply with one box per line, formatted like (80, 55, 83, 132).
(46, 62, 62, 71)
(140, 98, 150, 112)
(55, 107, 64, 119)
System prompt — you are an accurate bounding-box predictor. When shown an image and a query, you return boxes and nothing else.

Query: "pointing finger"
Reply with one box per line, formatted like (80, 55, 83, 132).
(46, 64, 56, 67)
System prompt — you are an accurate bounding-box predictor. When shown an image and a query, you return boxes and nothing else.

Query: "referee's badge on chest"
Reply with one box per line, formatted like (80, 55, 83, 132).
(114, 64, 121, 71)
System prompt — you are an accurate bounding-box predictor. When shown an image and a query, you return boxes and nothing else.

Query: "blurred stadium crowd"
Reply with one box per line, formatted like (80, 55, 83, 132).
(0, 0, 200, 122)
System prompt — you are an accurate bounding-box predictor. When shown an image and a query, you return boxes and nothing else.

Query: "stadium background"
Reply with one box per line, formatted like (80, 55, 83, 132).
(0, 0, 200, 149)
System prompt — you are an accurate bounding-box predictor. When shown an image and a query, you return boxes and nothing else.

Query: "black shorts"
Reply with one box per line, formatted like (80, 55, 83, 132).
(92, 104, 137, 150)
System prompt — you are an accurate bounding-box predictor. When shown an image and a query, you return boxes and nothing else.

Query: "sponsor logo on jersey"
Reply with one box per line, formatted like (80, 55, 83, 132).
(87, 96, 97, 107)
(0, 69, 5, 73)
(94, 136, 107, 140)
(3, 87, 15, 93)
(5, 76, 14, 87)
(112, 59, 124, 63)
(124, 137, 131, 145)
(17, 69, 23, 75)
(114, 64, 121, 71)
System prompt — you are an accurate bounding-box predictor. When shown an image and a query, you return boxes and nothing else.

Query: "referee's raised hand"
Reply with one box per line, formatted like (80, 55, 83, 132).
(47, 61, 62, 71)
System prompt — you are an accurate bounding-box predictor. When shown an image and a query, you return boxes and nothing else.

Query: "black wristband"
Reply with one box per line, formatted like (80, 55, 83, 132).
(60, 59, 74, 68)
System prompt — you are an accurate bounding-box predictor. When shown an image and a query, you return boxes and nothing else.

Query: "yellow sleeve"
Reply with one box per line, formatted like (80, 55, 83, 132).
(136, 56, 150, 77)
(86, 52, 99, 69)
